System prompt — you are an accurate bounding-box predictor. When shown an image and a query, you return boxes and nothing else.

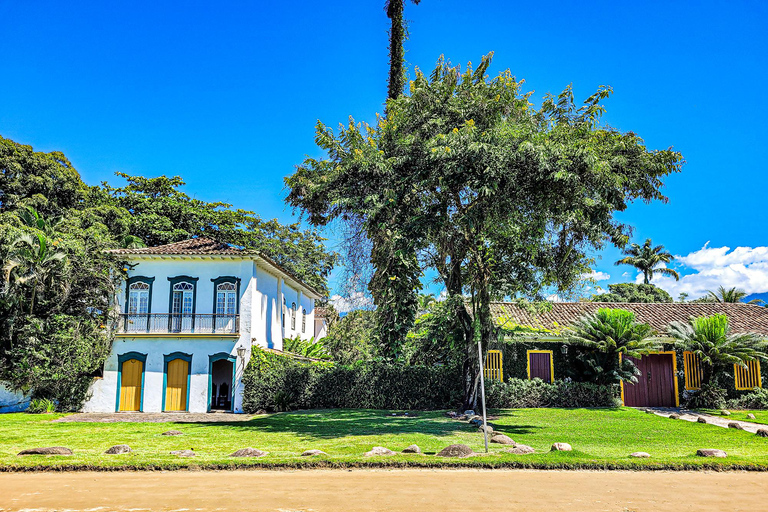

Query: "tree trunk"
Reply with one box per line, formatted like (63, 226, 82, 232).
(386, 0, 405, 101)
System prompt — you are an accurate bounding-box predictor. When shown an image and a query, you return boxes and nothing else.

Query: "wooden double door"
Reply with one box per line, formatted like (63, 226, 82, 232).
(623, 353, 677, 407)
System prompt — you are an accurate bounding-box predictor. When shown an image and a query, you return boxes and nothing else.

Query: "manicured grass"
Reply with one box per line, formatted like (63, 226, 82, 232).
(699, 409, 768, 426)
(1, 407, 767, 470)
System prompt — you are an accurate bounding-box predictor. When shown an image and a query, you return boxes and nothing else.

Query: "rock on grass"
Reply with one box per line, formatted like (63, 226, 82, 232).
(629, 452, 650, 458)
(364, 446, 396, 457)
(696, 449, 727, 458)
(550, 443, 572, 452)
(301, 449, 328, 456)
(504, 445, 534, 455)
(490, 434, 514, 445)
(162, 430, 183, 436)
(697, 417, 707, 424)
(402, 445, 421, 454)
(105, 445, 131, 454)
(436, 444, 474, 458)
(170, 449, 196, 457)
(755, 429, 768, 438)
(230, 448, 268, 457)
(18, 447, 72, 456)
(728, 422, 744, 430)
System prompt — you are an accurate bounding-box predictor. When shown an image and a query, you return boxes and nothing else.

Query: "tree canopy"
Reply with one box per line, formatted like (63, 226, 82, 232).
(615, 238, 680, 284)
(590, 283, 673, 303)
(286, 54, 683, 408)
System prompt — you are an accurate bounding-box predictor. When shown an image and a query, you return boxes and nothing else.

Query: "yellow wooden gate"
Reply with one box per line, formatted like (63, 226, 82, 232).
(165, 359, 189, 411)
(119, 359, 143, 411)
(484, 350, 503, 381)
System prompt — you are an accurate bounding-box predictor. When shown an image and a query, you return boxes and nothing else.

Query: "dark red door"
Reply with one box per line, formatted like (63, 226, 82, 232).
(529, 352, 552, 383)
(624, 354, 676, 407)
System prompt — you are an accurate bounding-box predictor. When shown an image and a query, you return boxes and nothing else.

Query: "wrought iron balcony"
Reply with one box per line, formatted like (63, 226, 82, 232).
(117, 314, 239, 335)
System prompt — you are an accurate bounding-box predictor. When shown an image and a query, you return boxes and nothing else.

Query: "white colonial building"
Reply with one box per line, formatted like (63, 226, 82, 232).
(82, 238, 321, 414)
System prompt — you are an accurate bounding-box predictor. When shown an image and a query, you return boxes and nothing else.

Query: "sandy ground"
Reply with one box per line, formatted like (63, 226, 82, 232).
(2, 469, 768, 512)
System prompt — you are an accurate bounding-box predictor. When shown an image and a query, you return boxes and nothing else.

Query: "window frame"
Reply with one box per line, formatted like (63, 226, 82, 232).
(211, 276, 241, 316)
(125, 276, 155, 315)
(734, 360, 762, 390)
(526, 349, 554, 383)
(291, 302, 296, 330)
(168, 276, 199, 316)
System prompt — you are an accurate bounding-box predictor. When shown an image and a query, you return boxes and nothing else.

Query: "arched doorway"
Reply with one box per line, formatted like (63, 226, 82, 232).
(117, 352, 146, 412)
(209, 353, 235, 411)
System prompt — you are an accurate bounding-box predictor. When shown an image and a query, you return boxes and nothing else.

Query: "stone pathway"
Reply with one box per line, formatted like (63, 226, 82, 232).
(51, 412, 256, 423)
(643, 407, 765, 433)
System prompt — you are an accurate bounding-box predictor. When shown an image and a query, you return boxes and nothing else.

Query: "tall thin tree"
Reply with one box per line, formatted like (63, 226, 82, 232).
(615, 238, 680, 284)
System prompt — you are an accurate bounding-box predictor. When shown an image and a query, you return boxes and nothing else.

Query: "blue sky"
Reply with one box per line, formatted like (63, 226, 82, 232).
(2, 1, 767, 305)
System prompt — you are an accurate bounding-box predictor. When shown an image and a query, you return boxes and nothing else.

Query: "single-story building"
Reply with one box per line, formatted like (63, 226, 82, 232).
(487, 301, 768, 407)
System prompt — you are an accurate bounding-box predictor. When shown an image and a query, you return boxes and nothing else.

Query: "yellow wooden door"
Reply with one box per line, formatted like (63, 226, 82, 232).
(119, 359, 143, 411)
(164, 359, 189, 411)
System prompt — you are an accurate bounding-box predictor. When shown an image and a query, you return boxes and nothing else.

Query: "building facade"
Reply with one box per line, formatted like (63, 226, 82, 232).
(82, 238, 321, 414)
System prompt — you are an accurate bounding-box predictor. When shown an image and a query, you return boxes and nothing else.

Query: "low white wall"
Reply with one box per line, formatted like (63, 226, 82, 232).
(83, 337, 250, 413)
(0, 383, 30, 413)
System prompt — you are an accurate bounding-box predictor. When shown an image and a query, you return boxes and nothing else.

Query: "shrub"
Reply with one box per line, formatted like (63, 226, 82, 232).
(242, 348, 462, 412)
(26, 398, 56, 414)
(484, 378, 621, 408)
(727, 388, 768, 410)
(682, 383, 728, 410)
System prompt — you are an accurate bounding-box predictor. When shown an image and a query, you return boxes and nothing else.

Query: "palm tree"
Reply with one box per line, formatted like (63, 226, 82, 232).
(705, 286, 763, 304)
(417, 293, 436, 313)
(568, 308, 660, 385)
(2, 232, 68, 314)
(668, 313, 767, 385)
(615, 238, 680, 284)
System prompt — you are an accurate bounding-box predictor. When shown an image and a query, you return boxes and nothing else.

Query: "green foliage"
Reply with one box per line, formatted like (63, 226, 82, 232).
(283, 336, 331, 360)
(615, 238, 680, 284)
(286, 54, 683, 407)
(26, 398, 55, 414)
(242, 348, 462, 412)
(668, 313, 768, 385)
(567, 308, 660, 385)
(728, 388, 768, 410)
(590, 283, 673, 303)
(703, 286, 763, 305)
(404, 296, 465, 366)
(484, 378, 621, 408)
(320, 309, 378, 365)
(683, 383, 728, 410)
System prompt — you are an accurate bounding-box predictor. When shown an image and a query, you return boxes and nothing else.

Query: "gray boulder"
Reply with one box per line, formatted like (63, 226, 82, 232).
(436, 444, 475, 458)
(364, 446, 396, 457)
(668, 413, 680, 420)
(402, 444, 421, 454)
(720, 410, 731, 416)
(478, 424, 494, 434)
(105, 445, 132, 455)
(697, 417, 707, 424)
(301, 449, 328, 456)
(504, 445, 534, 455)
(162, 430, 183, 436)
(490, 434, 514, 445)
(629, 452, 651, 458)
(170, 449, 196, 457)
(755, 429, 768, 438)
(550, 442, 572, 452)
(747, 413, 756, 420)
(463, 410, 476, 416)
(18, 446, 72, 456)
(469, 419, 483, 427)
(230, 447, 268, 457)
(728, 422, 744, 430)
(696, 449, 727, 458)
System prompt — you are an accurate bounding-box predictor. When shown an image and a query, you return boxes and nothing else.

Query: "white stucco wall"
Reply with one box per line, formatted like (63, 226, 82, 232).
(84, 337, 250, 413)
(0, 383, 30, 413)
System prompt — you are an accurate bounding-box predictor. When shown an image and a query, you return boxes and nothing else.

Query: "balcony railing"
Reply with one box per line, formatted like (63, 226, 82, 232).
(118, 314, 239, 335)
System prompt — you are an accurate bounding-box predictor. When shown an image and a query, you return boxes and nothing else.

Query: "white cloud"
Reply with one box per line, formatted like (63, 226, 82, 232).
(546, 293, 564, 303)
(584, 270, 610, 281)
(651, 244, 768, 299)
(328, 292, 373, 313)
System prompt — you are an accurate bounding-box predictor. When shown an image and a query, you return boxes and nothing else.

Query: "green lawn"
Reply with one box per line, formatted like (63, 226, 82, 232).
(1, 407, 767, 470)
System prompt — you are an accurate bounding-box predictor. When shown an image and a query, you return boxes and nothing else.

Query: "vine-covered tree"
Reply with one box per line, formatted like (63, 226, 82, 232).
(286, 54, 683, 408)
(615, 238, 680, 284)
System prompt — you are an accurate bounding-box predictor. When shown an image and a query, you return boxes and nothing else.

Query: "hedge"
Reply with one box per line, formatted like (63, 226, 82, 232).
(484, 377, 622, 408)
(242, 348, 463, 412)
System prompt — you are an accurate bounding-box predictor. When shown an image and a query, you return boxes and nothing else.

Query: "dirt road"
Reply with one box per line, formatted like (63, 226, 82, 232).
(1, 469, 766, 511)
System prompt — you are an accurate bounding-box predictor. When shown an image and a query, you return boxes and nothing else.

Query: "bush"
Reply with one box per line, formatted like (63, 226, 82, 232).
(682, 383, 728, 410)
(484, 378, 621, 408)
(242, 348, 463, 412)
(727, 388, 768, 410)
(26, 398, 56, 414)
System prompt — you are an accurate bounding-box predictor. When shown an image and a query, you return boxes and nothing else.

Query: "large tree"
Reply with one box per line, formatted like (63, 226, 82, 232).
(286, 54, 683, 408)
(615, 238, 680, 284)
(590, 283, 673, 303)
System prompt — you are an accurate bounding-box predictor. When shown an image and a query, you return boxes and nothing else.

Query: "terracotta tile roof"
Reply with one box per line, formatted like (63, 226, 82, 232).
(490, 301, 768, 336)
(109, 237, 324, 298)
(108, 238, 248, 256)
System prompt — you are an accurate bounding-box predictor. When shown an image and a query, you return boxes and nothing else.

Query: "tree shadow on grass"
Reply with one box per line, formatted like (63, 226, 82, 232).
(171, 409, 541, 440)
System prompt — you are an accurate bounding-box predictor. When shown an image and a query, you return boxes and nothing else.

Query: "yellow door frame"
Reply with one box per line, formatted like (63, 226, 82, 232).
(526, 350, 554, 383)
